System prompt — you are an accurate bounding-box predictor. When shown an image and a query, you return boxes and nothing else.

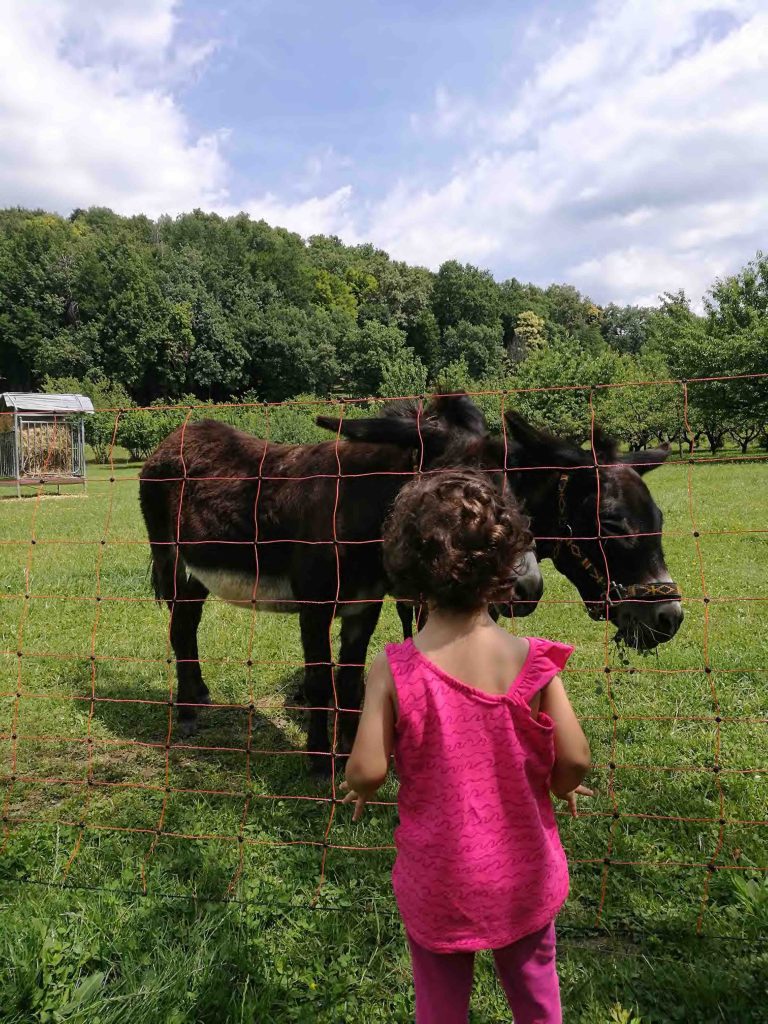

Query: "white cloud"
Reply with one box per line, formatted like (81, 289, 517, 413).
(233, 185, 357, 239)
(2, 0, 767, 303)
(0, 0, 357, 238)
(363, 0, 768, 305)
(568, 246, 726, 309)
(90, 1, 175, 53)
(410, 86, 476, 140)
(0, 0, 227, 216)
(295, 146, 354, 197)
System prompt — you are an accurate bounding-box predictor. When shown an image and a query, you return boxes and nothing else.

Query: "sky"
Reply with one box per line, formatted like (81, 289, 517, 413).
(1, 0, 767, 306)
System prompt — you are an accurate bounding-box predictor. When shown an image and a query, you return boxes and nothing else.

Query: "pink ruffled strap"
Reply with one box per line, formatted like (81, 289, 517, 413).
(516, 637, 574, 701)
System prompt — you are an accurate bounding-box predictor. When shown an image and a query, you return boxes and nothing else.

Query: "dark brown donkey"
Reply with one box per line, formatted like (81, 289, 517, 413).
(138, 396, 542, 771)
(320, 406, 684, 651)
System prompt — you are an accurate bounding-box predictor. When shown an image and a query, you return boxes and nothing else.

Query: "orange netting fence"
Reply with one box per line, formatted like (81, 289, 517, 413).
(1, 373, 766, 940)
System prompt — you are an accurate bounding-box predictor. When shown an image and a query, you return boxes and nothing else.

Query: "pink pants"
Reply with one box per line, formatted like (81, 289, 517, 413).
(407, 922, 561, 1024)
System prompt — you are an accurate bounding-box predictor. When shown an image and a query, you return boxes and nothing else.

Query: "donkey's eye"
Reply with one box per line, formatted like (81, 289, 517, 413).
(599, 518, 634, 541)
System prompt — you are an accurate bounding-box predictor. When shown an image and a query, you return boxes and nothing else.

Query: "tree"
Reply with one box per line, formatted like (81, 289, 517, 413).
(43, 373, 134, 463)
(498, 278, 548, 348)
(432, 260, 501, 331)
(510, 310, 546, 361)
(3, 205, 764, 448)
(0, 210, 85, 389)
(705, 252, 768, 335)
(440, 321, 506, 379)
(338, 321, 412, 397)
(601, 303, 653, 354)
(372, 261, 433, 331)
(406, 309, 441, 374)
(248, 305, 341, 401)
(594, 353, 681, 451)
(645, 290, 706, 364)
(344, 265, 379, 308)
(703, 255, 768, 450)
(312, 269, 358, 317)
(432, 358, 474, 396)
(542, 283, 602, 350)
(118, 404, 182, 461)
(654, 283, 768, 453)
(379, 350, 428, 399)
(511, 339, 625, 443)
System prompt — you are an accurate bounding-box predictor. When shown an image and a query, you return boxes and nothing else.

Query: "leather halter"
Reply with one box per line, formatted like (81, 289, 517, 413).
(552, 473, 681, 621)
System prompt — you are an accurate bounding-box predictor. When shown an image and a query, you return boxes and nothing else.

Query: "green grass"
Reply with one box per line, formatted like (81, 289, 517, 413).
(1, 450, 767, 1022)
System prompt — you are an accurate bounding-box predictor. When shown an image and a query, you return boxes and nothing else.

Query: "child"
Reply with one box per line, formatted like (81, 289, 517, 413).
(341, 469, 592, 1024)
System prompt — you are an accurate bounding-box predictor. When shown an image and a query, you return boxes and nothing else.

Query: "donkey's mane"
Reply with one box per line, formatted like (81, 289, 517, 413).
(382, 400, 619, 466)
(379, 398, 426, 422)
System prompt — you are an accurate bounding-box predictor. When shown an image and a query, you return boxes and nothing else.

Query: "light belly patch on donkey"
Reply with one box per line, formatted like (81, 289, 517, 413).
(187, 566, 297, 613)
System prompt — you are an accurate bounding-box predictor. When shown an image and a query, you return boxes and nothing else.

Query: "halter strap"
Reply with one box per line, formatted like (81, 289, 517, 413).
(552, 473, 681, 619)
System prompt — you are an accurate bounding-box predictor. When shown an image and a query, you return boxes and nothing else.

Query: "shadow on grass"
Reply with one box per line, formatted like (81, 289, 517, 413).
(1, 873, 765, 1023)
(84, 666, 342, 800)
(89, 666, 304, 744)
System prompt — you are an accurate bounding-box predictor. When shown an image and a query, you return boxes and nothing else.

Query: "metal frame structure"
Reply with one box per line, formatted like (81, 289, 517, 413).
(0, 393, 93, 497)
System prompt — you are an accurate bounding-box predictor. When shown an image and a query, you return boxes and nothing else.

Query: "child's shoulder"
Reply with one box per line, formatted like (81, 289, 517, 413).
(493, 628, 531, 658)
(382, 638, 414, 662)
(516, 636, 576, 677)
(514, 633, 574, 650)
(493, 632, 575, 674)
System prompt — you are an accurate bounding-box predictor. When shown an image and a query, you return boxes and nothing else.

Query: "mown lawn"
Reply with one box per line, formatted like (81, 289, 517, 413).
(0, 448, 766, 1023)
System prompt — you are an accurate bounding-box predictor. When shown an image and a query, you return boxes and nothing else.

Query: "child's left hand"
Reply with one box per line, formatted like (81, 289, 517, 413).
(339, 781, 369, 821)
(561, 784, 594, 817)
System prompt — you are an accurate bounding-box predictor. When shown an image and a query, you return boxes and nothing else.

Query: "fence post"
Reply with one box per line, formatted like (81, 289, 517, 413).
(81, 417, 87, 493)
(13, 411, 20, 498)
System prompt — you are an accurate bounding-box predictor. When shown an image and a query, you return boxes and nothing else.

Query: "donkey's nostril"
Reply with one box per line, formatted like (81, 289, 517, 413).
(519, 577, 543, 600)
(615, 604, 632, 628)
(656, 604, 683, 637)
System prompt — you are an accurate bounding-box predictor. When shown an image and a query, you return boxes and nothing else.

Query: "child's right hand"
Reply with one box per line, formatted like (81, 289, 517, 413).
(560, 785, 594, 818)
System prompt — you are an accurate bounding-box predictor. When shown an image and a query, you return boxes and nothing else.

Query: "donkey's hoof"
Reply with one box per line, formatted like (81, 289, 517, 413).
(309, 755, 332, 778)
(177, 717, 199, 738)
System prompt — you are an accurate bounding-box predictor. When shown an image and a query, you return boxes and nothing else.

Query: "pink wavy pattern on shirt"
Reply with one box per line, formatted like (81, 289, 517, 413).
(388, 636, 573, 953)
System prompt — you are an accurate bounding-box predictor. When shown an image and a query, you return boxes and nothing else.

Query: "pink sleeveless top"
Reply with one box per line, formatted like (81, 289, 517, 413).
(387, 636, 573, 953)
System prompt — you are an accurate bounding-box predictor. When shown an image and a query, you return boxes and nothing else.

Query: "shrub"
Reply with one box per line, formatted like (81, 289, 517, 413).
(118, 404, 185, 462)
(43, 374, 134, 463)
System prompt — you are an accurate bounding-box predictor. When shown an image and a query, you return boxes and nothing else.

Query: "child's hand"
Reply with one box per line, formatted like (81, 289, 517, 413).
(339, 781, 368, 822)
(561, 785, 594, 818)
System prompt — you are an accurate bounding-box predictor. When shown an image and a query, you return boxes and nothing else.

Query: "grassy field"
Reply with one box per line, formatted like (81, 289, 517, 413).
(0, 446, 767, 1023)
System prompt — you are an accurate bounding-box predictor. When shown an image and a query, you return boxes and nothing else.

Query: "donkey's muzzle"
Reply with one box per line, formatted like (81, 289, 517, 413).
(613, 597, 684, 649)
(494, 567, 545, 619)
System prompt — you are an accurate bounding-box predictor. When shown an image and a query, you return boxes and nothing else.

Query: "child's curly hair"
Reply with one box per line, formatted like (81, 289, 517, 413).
(383, 470, 533, 611)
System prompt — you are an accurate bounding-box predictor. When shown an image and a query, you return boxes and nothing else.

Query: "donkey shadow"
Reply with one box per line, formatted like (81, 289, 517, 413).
(87, 664, 334, 798)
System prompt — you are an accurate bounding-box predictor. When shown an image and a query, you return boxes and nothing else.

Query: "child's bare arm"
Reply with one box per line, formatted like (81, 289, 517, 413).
(342, 653, 396, 819)
(539, 674, 591, 799)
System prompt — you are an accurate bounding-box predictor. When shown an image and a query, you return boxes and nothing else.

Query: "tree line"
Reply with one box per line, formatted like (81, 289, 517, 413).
(1, 207, 766, 456)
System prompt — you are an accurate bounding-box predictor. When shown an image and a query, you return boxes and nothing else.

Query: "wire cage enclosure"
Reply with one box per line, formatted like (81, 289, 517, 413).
(0, 393, 94, 496)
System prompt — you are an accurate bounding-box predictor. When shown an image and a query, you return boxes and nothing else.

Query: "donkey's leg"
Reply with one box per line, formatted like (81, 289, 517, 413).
(396, 601, 414, 640)
(168, 576, 211, 737)
(336, 602, 384, 755)
(415, 602, 429, 631)
(300, 605, 335, 775)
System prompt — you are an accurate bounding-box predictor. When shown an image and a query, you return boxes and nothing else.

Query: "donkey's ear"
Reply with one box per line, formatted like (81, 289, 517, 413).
(316, 414, 437, 447)
(503, 411, 545, 448)
(591, 424, 618, 463)
(504, 410, 587, 467)
(622, 444, 671, 475)
(429, 393, 486, 435)
(502, 411, 559, 456)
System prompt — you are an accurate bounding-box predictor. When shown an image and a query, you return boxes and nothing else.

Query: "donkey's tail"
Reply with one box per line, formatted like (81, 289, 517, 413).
(149, 545, 179, 605)
(138, 467, 180, 605)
